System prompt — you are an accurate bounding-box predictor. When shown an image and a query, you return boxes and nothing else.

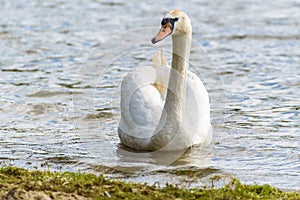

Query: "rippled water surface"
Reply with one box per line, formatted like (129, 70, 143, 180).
(1, 0, 299, 191)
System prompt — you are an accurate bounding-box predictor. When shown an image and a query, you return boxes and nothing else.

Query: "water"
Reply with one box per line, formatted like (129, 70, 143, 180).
(0, 0, 299, 191)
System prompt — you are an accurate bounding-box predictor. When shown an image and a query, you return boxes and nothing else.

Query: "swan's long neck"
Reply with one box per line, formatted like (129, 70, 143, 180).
(171, 34, 191, 74)
(165, 33, 191, 120)
(150, 30, 192, 150)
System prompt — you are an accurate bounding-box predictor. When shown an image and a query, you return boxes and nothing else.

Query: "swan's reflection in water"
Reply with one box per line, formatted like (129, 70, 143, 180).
(95, 143, 228, 187)
(116, 143, 212, 168)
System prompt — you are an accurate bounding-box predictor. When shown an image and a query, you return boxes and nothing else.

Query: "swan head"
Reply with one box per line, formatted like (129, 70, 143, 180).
(151, 10, 191, 44)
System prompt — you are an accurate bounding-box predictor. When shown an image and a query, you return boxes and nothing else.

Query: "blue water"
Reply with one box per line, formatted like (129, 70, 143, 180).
(0, 0, 299, 191)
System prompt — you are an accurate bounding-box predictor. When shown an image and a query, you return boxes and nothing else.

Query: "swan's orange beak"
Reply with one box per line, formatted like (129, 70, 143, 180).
(151, 23, 172, 44)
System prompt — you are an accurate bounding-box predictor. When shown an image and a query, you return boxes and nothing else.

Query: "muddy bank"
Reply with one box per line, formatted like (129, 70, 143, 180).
(0, 166, 299, 200)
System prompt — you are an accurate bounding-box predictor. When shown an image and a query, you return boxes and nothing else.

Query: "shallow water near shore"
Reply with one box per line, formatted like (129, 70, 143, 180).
(0, 0, 299, 191)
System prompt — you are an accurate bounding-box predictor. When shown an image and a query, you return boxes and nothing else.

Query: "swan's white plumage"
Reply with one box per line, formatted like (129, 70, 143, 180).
(118, 51, 212, 150)
(119, 66, 163, 141)
(118, 10, 212, 151)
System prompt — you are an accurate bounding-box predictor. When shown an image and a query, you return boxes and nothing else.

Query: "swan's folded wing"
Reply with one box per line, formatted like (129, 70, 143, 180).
(119, 66, 164, 139)
(185, 71, 212, 144)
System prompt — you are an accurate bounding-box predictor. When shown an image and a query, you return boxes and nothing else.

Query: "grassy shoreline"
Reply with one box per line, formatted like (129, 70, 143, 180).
(0, 166, 299, 199)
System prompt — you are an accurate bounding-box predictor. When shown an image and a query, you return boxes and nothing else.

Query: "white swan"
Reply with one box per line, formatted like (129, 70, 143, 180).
(118, 10, 212, 151)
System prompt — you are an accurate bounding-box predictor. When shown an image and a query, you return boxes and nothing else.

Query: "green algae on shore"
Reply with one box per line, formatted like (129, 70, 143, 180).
(0, 166, 299, 199)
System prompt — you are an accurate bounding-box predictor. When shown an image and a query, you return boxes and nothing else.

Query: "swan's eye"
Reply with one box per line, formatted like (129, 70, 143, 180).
(174, 17, 179, 21)
(161, 18, 178, 26)
(161, 18, 178, 31)
(161, 18, 168, 26)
